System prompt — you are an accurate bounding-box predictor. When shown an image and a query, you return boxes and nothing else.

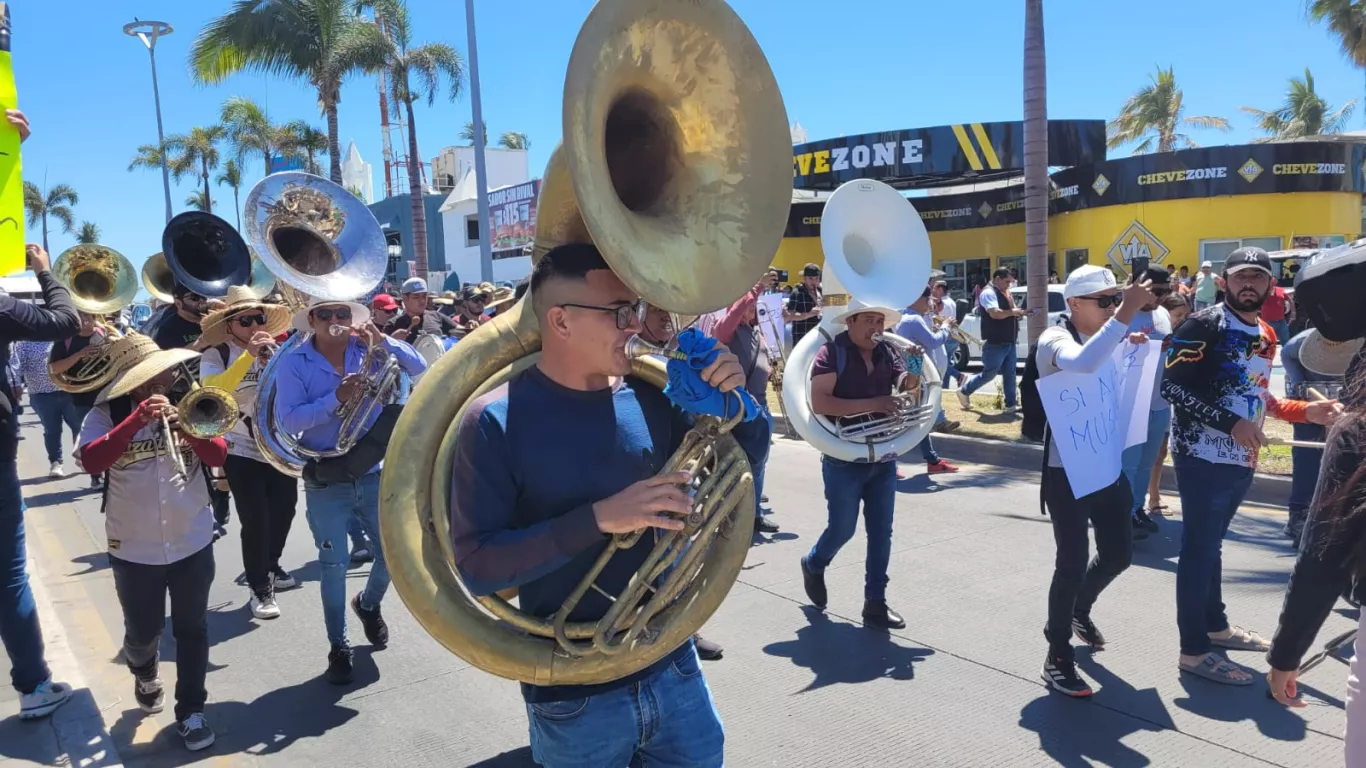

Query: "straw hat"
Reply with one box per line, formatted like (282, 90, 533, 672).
(1300, 329, 1364, 377)
(95, 332, 199, 405)
(292, 296, 371, 333)
(831, 298, 901, 329)
(198, 285, 292, 347)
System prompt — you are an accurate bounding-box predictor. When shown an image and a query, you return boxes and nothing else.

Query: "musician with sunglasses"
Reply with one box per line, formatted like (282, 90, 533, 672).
(272, 298, 426, 684)
(197, 287, 297, 622)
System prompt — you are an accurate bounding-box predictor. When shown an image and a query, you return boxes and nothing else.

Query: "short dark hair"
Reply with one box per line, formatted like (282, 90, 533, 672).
(530, 243, 611, 317)
(513, 277, 530, 302)
(1159, 293, 1188, 313)
(1143, 267, 1170, 284)
(172, 283, 195, 299)
(992, 267, 1012, 281)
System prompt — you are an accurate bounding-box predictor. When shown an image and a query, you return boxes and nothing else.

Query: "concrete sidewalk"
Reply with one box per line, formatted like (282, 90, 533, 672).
(0, 407, 1351, 767)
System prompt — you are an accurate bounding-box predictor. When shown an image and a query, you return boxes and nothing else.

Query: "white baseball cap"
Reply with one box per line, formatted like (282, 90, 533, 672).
(1063, 265, 1118, 300)
(1200, 261, 1212, 269)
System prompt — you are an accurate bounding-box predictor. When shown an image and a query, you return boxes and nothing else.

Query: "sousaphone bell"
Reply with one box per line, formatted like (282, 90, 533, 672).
(162, 211, 252, 297)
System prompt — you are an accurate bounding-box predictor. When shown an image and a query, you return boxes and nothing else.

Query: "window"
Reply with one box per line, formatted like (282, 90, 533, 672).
(997, 254, 1055, 285)
(940, 260, 967, 301)
(1015, 290, 1066, 313)
(1200, 236, 1283, 271)
(1064, 248, 1089, 276)
(464, 214, 480, 247)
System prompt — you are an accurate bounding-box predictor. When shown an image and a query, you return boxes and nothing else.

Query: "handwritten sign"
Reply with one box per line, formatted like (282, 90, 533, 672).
(1035, 340, 1154, 498)
(0, 5, 22, 276)
(1118, 340, 1162, 448)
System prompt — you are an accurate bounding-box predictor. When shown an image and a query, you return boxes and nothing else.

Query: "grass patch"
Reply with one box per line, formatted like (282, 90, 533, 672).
(770, 389, 1294, 476)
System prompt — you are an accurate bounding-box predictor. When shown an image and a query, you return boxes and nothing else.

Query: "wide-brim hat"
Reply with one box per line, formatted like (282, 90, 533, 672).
(1300, 329, 1364, 377)
(198, 285, 292, 346)
(292, 296, 370, 333)
(95, 333, 199, 405)
(831, 298, 901, 329)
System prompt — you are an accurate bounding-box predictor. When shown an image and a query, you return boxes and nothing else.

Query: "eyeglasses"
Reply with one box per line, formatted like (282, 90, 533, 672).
(560, 299, 646, 330)
(233, 314, 268, 328)
(312, 307, 352, 322)
(1077, 294, 1122, 309)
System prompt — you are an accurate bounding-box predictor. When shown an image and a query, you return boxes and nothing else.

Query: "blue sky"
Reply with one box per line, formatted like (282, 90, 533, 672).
(12, 0, 1366, 277)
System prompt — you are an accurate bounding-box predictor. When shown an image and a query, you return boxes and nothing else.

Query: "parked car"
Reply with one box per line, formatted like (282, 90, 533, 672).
(955, 284, 1067, 369)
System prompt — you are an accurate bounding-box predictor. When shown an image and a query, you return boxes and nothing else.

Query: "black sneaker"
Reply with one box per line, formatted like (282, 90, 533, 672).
(272, 566, 298, 590)
(212, 524, 228, 542)
(177, 712, 215, 751)
(1041, 653, 1093, 697)
(800, 555, 827, 608)
(755, 516, 779, 534)
(351, 594, 389, 648)
(134, 676, 164, 714)
(862, 600, 906, 630)
(1071, 616, 1106, 650)
(694, 634, 723, 661)
(327, 644, 354, 685)
(1132, 509, 1159, 534)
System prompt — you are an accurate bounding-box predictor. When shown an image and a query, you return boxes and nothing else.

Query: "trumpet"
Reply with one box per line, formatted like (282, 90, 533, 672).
(151, 379, 240, 480)
(932, 314, 983, 347)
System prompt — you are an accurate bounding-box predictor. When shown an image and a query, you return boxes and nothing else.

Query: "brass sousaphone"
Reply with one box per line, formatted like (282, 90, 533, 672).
(48, 244, 138, 393)
(380, 0, 790, 686)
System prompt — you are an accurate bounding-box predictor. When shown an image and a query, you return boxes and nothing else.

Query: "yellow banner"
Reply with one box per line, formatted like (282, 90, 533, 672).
(0, 46, 23, 276)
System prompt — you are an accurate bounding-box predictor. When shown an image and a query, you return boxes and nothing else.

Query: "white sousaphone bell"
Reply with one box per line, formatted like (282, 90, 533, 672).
(781, 178, 942, 463)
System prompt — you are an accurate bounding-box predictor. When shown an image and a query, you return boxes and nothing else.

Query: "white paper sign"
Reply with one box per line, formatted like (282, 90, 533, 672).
(755, 294, 785, 353)
(1116, 340, 1162, 448)
(1035, 340, 1154, 498)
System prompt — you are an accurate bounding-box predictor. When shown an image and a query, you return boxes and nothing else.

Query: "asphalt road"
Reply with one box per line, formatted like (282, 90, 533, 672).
(0, 403, 1351, 768)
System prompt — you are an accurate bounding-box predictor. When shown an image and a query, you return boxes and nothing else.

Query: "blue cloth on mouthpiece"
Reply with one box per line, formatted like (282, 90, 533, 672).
(663, 328, 759, 423)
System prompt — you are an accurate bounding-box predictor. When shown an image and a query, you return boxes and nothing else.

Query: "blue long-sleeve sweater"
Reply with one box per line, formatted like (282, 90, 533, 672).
(449, 364, 767, 703)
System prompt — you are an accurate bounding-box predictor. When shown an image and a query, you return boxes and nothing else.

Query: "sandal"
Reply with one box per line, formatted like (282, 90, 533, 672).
(1179, 653, 1255, 686)
(1211, 626, 1271, 652)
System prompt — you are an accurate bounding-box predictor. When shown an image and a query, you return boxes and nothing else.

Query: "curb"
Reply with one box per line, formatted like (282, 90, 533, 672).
(771, 414, 1291, 509)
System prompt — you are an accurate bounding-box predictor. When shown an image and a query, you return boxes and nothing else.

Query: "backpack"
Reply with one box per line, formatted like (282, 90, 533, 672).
(1019, 319, 1081, 515)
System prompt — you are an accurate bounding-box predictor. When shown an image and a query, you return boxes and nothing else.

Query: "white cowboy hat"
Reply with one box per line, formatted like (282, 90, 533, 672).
(95, 332, 200, 405)
(198, 285, 292, 347)
(1300, 329, 1364, 377)
(292, 296, 371, 333)
(831, 298, 901, 329)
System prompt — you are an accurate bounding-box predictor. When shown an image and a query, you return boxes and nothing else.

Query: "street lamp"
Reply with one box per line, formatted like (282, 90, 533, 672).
(123, 19, 174, 225)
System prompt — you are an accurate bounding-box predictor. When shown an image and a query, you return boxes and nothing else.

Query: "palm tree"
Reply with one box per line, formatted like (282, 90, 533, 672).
(128, 143, 168, 175)
(161, 125, 227, 216)
(220, 95, 294, 177)
(191, 0, 392, 184)
(1308, 0, 1366, 115)
(217, 159, 244, 229)
(372, 0, 465, 277)
(75, 222, 100, 245)
(1107, 67, 1230, 154)
(498, 131, 529, 150)
(282, 120, 329, 175)
(1023, 0, 1048, 343)
(185, 190, 214, 212)
(1242, 68, 1357, 141)
(22, 181, 77, 253)
(460, 121, 486, 146)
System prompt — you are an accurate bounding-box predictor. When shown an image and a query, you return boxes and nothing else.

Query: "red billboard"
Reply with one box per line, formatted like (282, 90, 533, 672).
(489, 179, 539, 260)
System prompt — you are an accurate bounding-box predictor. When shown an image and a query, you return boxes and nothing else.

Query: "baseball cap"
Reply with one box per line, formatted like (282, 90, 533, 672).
(460, 284, 489, 302)
(401, 277, 428, 295)
(371, 293, 399, 312)
(1063, 265, 1118, 299)
(1224, 247, 1274, 277)
(1200, 261, 1212, 269)
(802, 263, 821, 277)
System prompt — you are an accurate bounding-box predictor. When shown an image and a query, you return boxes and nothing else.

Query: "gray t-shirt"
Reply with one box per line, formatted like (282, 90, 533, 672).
(1035, 317, 1128, 468)
(1127, 307, 1172, 411)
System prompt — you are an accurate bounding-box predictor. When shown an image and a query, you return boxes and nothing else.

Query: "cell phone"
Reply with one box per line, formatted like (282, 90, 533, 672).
(773, 268, 789, 283)
(1130, 256, 1150, 283)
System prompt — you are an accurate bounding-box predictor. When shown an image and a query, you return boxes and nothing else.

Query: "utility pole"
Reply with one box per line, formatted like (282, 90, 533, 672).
(123, 19, 174, 224)
(465, 0, 493, 282)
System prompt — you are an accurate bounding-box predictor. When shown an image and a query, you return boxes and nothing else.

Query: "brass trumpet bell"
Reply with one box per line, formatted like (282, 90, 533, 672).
(243, 172, 387, 302)
(162, 211, 252, 297)
(140, 252, 175, 303)
(176, 383, 239, 440)
(53, 244, 139, 315)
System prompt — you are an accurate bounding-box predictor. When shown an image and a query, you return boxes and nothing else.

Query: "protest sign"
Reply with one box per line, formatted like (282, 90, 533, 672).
(756, 294, 785, 353)
(1116, 340, 1162, 448)
(0, 5, 23, 276)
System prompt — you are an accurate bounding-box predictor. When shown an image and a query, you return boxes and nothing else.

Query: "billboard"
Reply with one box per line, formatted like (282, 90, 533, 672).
(490, 179, 539, 260)
(268, 154, 306, 174)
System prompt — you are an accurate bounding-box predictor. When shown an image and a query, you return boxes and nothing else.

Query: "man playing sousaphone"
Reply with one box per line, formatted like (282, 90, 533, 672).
(800, 298, 918, 630)
(448, 244, 768, 767)
(197, 287, 299, 621)
(273, 297, 427, 684)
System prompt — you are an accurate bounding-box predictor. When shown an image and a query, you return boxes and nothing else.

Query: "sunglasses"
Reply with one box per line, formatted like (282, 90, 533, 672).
(233, 313, 268, 328)
(560, 299, 646, 330)
(312, 307, 352, 322)
(1077, 294, 1122, 309)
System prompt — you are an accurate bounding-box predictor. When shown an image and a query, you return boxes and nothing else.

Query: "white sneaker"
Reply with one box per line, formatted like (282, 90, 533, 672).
(956, 390, 972, 410)
(249, 592, 281, 620)
(19, 680, 72, 720)
(48, 462, 64, 478)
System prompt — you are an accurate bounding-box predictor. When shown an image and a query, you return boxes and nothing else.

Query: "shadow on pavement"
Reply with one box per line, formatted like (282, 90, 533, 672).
(750, 531, 798, 548)
(109, 648, 383, 766)
(0, 688, 121, 767)
(68, 552, 110, 577)
(468, 746, 536, 767)
(1174, 670, 1309, 741)
(762, 606, 933, 693)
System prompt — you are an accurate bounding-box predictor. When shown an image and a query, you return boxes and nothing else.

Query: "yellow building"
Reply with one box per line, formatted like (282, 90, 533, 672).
(783, 131, 1365, 300)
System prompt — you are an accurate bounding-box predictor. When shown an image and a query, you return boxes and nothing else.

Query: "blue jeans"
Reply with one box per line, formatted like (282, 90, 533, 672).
(28, 392, 81, 464)
(303, 472, 389, 647)
(961, 342, 1017, 408)
(1288, 422, 1325, 534)
(1172, 454, 1254, 656)
(526, 644, 722, 767)
(807, 458, 897, 601)
(916, 434, 939, 464)
(751, 404, 772, 518)
(942, 339, 963, 386)
(0, 458, 50, 694)
(1120, 409, 1171, 513)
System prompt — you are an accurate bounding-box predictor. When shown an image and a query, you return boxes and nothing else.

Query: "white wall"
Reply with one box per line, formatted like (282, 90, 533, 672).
(440, 197, 533, 285)
(431, 146, 529, 194)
